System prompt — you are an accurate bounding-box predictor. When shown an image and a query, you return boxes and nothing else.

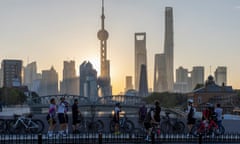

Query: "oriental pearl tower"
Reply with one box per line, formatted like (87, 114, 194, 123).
(97, 0, 112, 96)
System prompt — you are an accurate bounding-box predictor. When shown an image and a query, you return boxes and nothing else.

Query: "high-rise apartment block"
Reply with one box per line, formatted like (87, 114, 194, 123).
(38, 66, 58, 96)
(191, 66, 204, 90)
(1, 59, 23, 87)
(214, 66, 227, 86)
(135, 32, 147, 91)
(60, 60, 79, 95)
(125, 76, 133, 92)
(80, 61, 98, 102)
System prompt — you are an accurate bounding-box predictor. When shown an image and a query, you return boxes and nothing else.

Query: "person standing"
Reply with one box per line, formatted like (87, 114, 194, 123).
(113, 102, 121, 134)
(138, 104, 147, 123)
(63, 99, 69, 135)
(47, 98, 57, 137)
(57, 97, 67, 136)
(186, 99, 196, 136)
(72, 99, 81, 133)
(215, 103, 223, 128)
(153, 100, 161, 123)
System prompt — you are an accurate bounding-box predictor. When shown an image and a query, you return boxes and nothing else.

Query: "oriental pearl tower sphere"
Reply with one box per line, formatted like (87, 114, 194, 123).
(97, 0, 109, 78)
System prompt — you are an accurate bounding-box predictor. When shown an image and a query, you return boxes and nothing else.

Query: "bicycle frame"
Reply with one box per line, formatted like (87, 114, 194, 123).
(13, 116, 38, 130)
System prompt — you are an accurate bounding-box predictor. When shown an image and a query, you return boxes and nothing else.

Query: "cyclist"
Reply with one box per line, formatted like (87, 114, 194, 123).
(113, 102, 121, 134)
(138, 103, 147, 123)
(72, 99, 81, 133)
(154, 100, 161, 123)
(186, 99, 196, 136)
(144, 100, 161, 142)
(57, 97, 67, 136)
(144, 107, 154, 142)
(47, 98, 57, 137)
(63, 98, 69, 135)
(214, 103, 223, 128)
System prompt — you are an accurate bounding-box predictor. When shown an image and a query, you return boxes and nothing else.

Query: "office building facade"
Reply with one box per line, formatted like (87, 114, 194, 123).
(214, 66, 227, 86)
(135, 32, 147, 91)
(1, 59, 23, 87)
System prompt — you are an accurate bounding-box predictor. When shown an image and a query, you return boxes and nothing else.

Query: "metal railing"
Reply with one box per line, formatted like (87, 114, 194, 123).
(1, 133, 240, 144)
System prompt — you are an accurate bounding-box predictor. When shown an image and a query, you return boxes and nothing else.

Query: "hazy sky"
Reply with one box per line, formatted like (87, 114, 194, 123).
(0, 0, 240, 94)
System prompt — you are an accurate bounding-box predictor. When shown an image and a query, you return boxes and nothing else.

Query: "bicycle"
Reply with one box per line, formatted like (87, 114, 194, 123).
(109, 114, 134, 133)
(160, 112, 185, 134)
(0, 119, 7, 133)
(7, 113, 44, 134)
(76, 115, 104, 133)
(191, 119, 225, 137)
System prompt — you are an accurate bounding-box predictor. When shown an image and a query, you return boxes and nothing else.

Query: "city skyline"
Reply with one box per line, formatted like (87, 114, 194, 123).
(0, 0, 240, 94)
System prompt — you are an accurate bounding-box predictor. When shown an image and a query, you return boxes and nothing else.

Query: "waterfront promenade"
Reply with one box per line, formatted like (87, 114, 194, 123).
(1, 107, 240, 133)
(1, 107, 240, 143)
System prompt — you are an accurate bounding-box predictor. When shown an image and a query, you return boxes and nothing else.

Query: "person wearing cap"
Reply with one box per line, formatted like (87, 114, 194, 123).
(186, 99, 196, 136)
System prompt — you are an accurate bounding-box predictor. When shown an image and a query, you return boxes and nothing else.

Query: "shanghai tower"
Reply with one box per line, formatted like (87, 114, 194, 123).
(164, 7, 174, 92)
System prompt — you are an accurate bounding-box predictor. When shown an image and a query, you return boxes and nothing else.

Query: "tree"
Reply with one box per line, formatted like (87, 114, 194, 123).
(143, 92, 187, 108)
(0, 87, 27, 105)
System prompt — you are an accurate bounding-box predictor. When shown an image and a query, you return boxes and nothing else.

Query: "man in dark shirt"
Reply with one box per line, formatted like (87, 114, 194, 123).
(72, 99, 80, 133)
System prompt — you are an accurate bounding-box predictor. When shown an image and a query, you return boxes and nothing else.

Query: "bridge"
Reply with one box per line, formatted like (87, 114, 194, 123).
(28, 94, 186, 119)
(28, 95, 146, 114)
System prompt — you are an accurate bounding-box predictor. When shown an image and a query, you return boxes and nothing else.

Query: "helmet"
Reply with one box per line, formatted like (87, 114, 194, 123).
(188, 99, 193, 103)
(206, 103, 214, 108)
(115, 102, 120, 107)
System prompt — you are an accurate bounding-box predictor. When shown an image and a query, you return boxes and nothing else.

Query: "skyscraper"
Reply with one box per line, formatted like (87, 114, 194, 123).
(174, 66, 190, 93)
(60, 60, 79, 95)
(23, 61, 41, 91)
(39, 66, 58, 96)
(164, 7, 174, 92)
(125, 76, 133, 92)
(214, 66, 227, 86)
(138, 64, 149, 97)
(97, 0, 112, 96)
(191, 66, 204, 90)
(135, 32, 147, 91)
(1, 59, 23, 87)
(79, 61, 98, 102)
(153, 54, 167, 92)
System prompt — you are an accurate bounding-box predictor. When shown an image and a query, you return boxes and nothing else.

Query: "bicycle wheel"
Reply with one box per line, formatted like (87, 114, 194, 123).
(160, 121, 172, 134)
(173, 121, 185, 133)
(8, 120, 22, 134)
(190, 125, 200, 137)
(95, 120, 104, 132)
(0, 119, 6, 133)
(123, 120, 134, 132)
(109, 120, 115, 133)
(30, 119, 44, 133)
(131, 128, 145, 138)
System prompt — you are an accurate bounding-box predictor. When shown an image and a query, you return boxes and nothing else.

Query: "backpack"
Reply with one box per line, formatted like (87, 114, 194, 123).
(188, 106, 194, 120)
(144, 108, 154, 122)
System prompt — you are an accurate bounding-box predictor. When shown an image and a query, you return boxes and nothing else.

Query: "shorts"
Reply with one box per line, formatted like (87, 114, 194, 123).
(187, 118, 196, 125)
(72, 116, 80, 125)
(144, 122, 152, 129)
(48, 118, 57, 125)
(58, 113, 66, 124)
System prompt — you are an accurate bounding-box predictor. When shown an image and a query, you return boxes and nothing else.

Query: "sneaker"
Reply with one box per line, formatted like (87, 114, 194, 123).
(144, 136, 152, 142)
(114, 131, 121, 135)
(48, 133, 53, 137)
